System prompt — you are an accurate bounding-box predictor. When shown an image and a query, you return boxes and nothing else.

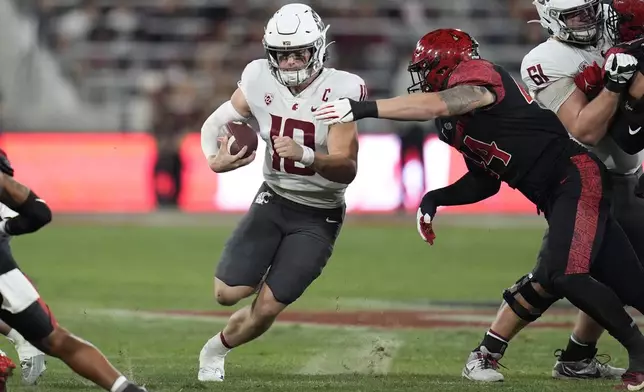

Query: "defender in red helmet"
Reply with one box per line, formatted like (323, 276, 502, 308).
(607, 0, 644, 43)
(407, 29, 481, 93)
(315, 28, 644, 390)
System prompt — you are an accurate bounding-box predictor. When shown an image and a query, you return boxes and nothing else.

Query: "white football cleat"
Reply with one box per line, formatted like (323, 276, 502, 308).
(9, 333, 46, 385)
(20, 354, 46, 385)
(462, 346, 505, 382)
(198, 344, 225, 382)
(551, 348, 625, 380)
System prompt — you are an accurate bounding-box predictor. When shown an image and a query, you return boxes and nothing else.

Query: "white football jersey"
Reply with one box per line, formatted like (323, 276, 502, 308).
(238, 59, 366, 208)
(0, 203, 17, 242)
(521, 34, 644, 175)
(0, 204, 17, 220)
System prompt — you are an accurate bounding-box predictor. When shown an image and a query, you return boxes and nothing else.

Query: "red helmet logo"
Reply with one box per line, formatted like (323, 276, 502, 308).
(607, 0, 644, 43)
(407, 29, 480, 94)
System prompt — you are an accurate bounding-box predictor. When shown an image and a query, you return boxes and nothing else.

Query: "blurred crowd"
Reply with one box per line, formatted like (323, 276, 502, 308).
(13, 0, 545, 133)
(7, 0, 546, 208)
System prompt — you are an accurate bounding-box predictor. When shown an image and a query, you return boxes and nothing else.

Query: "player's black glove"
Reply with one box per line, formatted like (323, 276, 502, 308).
(603, 52, 639, 93)
(416, 193, 438, 245)
(0, 149, 14, 177)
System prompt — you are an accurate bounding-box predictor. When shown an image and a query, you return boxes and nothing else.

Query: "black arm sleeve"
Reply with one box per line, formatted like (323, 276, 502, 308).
(610, 93, 644, 155)
(427, 161, 501, 207)
(4, 191, 52, 236)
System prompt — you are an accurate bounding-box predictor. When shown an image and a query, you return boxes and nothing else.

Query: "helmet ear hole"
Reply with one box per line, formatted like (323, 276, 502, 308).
(436, 66, 450, 75)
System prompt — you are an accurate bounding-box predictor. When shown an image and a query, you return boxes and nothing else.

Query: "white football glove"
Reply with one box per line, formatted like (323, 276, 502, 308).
(313, 99, 355, 125)
(604, 53, 638, 92)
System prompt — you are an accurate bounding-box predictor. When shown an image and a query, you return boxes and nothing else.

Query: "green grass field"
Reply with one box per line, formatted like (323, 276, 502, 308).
(0, 216, 629, 391)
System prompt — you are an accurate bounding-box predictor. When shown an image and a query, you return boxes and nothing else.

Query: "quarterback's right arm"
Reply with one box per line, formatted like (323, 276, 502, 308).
(200, 60, 262, 172)
(200, 88, 252, 172)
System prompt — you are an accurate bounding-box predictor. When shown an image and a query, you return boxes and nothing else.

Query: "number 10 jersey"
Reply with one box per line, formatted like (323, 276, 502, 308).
(238, 59, 367, 209)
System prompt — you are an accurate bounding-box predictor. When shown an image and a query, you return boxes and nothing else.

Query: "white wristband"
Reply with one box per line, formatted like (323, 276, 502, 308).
(300, 146, 315, 167)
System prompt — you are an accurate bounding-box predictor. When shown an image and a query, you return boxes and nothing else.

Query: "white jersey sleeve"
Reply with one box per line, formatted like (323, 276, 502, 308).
(0, 204, 17, 220)
(520, 39, 586, 96)
(521, 40, 596, 113)
(533, 77, 577, 113)
(341, 74, 368, 102)
(237, 59, 265, 116)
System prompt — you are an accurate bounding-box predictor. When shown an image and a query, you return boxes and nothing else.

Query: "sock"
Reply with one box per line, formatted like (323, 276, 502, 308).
(553, 274, 644, 370)
(477, 330, 509, 356)
(110, 376, 128, 392)
(5, 329, 21, 345)
(205, 332, 232, 357)
(622, 325, 644, 372)
(560, 334, 597, 362)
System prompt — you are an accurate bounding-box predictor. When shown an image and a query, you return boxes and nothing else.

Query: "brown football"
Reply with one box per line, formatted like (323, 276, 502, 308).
(225, 121, 258, 158)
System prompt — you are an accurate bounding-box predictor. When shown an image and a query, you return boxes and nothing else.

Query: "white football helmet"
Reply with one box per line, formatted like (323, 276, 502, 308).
(263, 3, 330, 87)
(532, 0, 604, 45)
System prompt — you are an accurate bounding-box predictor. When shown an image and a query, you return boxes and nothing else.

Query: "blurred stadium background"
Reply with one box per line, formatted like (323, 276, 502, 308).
(0, 2, 626, 392)
(1, 0, 548, 214)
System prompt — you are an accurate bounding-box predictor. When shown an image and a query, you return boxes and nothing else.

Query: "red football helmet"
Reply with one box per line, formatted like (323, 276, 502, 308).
(606, 0, 644, 43)
(407, 29, 480, 94)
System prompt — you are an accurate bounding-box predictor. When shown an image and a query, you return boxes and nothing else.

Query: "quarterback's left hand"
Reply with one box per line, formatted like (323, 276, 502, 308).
(313, 98, 357, 125)
(272, 135, 304, 161)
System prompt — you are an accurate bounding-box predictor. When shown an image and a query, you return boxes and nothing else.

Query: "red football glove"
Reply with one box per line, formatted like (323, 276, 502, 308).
(574, 61, 604, 98)
(416, 208, 436, 245)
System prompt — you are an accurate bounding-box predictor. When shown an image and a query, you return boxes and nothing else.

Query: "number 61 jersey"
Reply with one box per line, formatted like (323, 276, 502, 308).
(434, 59, 585, 204)
(520, 34, 644, 175)
(238, 59, 367, 209)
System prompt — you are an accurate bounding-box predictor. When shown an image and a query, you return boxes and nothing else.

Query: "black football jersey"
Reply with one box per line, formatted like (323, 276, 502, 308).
(435, 59, 586, 202)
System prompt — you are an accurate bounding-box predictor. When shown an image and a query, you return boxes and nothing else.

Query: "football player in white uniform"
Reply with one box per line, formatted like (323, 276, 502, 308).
(0, 152, 46, 385)
(0, 203, 46, 385)
(197, 3, 366, 382)
(461, 0, 644, 384)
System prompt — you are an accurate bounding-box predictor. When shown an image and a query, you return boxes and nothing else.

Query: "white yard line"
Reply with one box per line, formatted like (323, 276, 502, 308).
(81, 306, 644, 331)
(85, 308, 377, 332)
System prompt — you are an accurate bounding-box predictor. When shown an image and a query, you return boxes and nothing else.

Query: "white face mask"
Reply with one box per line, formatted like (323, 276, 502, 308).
(276, 68, 314, 87)
(266, 46, 319, 87)
(560, 3, 602, 43)
(272, 48, 315, 87)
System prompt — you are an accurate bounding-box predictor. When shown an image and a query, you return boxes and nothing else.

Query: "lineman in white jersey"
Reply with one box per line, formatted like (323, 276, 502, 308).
(197, 3, 366, 382)
(0, 150, 48, 385)
(0, 203, 46, 385)
(463, 0, 644, 383)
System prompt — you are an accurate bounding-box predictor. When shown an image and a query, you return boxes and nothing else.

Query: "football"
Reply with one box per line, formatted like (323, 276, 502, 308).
(225, 121, 258, 159)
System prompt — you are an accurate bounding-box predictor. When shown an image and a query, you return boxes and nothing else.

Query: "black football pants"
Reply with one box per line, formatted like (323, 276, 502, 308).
(533, 153, 644, 367)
